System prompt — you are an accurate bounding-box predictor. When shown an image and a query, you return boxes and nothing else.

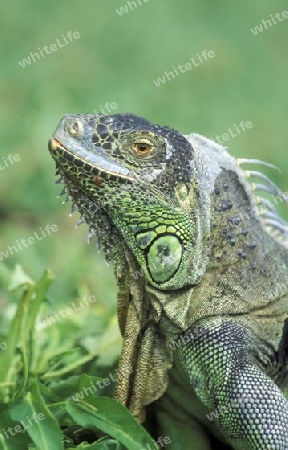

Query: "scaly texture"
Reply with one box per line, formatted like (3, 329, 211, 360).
(48, 113, 288, 449)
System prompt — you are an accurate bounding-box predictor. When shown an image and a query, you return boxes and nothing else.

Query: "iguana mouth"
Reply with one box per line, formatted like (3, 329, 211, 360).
(48, 137, 137, 182)
(48, 138, 167, 202)
(49, 138, 66, 151)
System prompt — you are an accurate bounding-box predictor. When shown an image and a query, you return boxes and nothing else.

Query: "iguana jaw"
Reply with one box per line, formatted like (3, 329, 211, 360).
(48, 137, 137, 183)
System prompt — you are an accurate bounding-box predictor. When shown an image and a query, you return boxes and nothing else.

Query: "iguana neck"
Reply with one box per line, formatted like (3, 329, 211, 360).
(114, 248, 175, 422)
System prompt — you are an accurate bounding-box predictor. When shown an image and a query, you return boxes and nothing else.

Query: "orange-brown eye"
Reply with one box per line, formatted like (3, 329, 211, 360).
(134, 143, 152, 154)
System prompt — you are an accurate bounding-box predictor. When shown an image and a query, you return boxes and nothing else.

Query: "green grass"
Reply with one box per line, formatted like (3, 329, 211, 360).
(0, 266, 155, 449)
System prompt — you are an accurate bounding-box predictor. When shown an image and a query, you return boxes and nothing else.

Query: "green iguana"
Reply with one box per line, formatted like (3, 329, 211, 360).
(48, 113, 288, 449)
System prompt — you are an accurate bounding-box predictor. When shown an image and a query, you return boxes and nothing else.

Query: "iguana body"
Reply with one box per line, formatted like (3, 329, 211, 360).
(48, 114, 288, 449)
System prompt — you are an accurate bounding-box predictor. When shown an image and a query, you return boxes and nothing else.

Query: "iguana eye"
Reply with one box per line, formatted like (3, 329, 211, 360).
(134, 143, 152, 154)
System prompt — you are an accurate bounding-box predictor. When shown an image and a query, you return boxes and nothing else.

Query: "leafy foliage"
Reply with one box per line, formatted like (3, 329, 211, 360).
(0, 266, 156, 449)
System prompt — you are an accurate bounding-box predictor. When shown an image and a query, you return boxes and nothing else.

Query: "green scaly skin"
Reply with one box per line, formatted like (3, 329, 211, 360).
(48, 113, 288, 449)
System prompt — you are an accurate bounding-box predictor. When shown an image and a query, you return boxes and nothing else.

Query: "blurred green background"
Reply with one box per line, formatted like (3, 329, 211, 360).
(1, 0, 288, 310)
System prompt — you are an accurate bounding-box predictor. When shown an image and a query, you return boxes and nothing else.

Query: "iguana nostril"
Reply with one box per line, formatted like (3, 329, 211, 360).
(66, 120, 85, 137)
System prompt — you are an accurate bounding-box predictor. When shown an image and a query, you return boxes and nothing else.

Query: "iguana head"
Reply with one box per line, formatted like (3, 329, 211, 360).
(48, 113, 208, 290)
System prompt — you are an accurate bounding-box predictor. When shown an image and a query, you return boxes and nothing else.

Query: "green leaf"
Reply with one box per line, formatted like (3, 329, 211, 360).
(81, 316, 121, 367)
(48, 375, 83, 400)
(26, 269, 54, 334)
(9, 381, 63, 450)
(0, 431, 28, 450)
(77, 374, 112, 400)
(8, 265, 33, 291)
(0, 264, 13, 292)
(0, 409, 28, 450)
(66, 397, 156, 450)
(0, 279, 34, 394)
(71, 437, 124, 449)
